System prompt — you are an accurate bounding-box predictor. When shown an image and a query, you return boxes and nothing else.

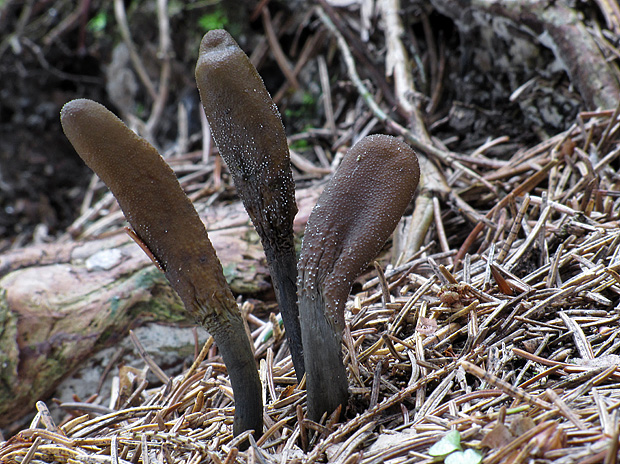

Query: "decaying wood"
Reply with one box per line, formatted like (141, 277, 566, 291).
(2, 0, 620, 463)
(430, 0, 620, 109)
(0, 187, 320, 428)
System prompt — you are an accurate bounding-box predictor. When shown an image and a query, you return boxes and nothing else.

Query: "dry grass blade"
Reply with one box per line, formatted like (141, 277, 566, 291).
(3, 2, 620, 463)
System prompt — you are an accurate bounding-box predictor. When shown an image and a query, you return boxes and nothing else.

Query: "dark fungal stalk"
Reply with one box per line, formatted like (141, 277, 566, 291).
(60, 99, 262, 441)
(195, 29, 304, 381)
(298, 134, 420, 422)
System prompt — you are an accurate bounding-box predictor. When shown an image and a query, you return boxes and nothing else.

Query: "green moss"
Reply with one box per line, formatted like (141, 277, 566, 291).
(284, 92, 318, 121)
(137, 296, 187, 322)
(87, 11, 108, 33)
(108, 295, 121, 318)
(290, 138, 311, 151)
(0, 287, 19, 404)
(222, 262, 239, 281)
(198, 8, 228, 31)
(135, 266, 166, 289)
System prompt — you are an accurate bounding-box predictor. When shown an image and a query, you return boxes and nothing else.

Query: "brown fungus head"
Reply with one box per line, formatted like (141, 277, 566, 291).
(195, 29, 304, 379)
(299, 134, 420, 330)
(60, 99, 262, 440)
(195, 29, 296, 253)
(299, 134, 419, 421)
(61, 99, 221, 310)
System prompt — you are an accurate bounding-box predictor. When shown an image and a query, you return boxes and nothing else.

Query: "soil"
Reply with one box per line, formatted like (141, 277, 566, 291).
(0, 0, 589, 251)
(1, 0, 619, 460)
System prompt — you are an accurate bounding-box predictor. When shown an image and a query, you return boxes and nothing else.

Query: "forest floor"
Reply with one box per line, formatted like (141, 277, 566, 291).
(1, 0, 620, 463)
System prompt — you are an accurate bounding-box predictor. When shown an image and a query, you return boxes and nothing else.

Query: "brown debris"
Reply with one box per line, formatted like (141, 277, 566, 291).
(2, 0, 620, 462)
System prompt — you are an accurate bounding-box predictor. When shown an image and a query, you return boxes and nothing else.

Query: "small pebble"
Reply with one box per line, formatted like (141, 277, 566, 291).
(85, 249, 122, 271)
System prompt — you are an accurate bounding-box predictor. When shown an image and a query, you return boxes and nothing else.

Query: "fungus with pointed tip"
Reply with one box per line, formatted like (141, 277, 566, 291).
(298, 134, 420, 422)
(195, 29, 304, 380)
(60, 99, 262, 440)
